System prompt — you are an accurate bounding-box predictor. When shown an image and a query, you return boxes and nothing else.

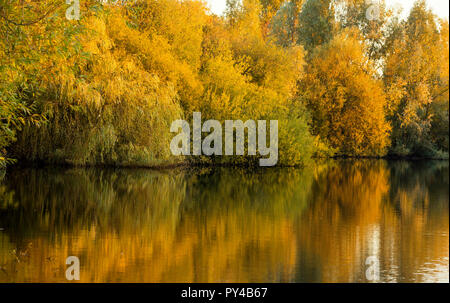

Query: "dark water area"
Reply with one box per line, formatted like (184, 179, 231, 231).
(0, 160, 448, 282)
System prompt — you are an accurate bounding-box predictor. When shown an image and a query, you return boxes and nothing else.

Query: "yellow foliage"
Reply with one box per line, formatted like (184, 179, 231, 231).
(299, 29, 391, 156)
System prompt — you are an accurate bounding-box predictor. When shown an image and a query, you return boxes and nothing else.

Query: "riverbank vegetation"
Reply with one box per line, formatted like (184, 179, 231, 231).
(0, 0, 448, 168)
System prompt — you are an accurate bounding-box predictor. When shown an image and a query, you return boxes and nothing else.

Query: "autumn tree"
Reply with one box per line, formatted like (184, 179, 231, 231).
(297, 0, 335, 54)
(383, 0, 449, 156)
(269, 0, 304, 47)
(0, 0, 86, 167)
(198, 0, 314, 165)
(337, 0, 395, 62)
(259, 0, 284, 36)
(298, 29, 391, 156)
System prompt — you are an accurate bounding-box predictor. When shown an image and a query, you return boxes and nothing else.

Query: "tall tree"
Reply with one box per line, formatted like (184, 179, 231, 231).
(337, 0, 394, 62)
(383, 0, 449, 156)
(260, 0, 285, 36)
(269, 0, 304, 47)
(297, 0, 335, 54)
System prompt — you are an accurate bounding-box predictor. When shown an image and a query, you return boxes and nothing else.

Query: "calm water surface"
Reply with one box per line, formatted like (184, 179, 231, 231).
(0, 160, 448, 282)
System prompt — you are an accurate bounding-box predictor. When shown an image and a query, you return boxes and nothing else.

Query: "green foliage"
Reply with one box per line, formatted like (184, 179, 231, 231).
(297, 0, 335, 53)
(0, 0, 89, 167)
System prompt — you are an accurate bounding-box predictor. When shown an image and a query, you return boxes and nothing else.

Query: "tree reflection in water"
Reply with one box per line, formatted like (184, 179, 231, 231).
(0, 160, 448, 282)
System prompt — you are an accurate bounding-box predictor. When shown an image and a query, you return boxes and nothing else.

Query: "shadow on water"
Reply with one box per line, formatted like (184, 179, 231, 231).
(0, 160, 448, 282)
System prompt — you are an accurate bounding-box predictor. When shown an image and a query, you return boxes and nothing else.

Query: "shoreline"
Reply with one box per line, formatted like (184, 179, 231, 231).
(3, 155, 449, 171)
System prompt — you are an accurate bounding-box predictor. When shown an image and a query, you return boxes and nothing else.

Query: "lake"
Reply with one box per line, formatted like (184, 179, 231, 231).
(0, 160, 448, 282)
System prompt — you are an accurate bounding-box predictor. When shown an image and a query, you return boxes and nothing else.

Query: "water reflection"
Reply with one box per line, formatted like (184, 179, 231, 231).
(0, 160, 448, 282)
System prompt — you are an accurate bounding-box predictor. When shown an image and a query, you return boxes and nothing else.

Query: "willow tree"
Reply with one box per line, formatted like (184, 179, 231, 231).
(0, 0, 84, 167)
